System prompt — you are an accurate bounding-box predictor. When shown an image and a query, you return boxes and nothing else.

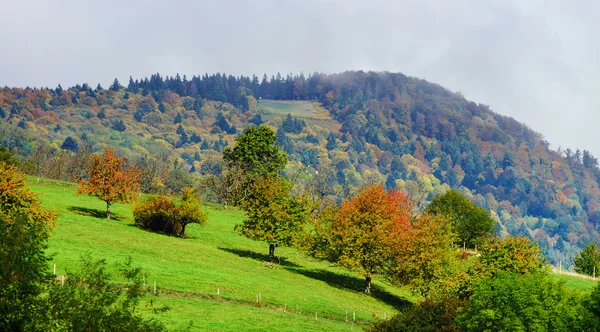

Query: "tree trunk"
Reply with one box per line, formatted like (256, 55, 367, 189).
(180, 223, 187, 238)
(269, 244, 275, 261)
(364, 276, 372, 294)
(106, 202, 111, 220)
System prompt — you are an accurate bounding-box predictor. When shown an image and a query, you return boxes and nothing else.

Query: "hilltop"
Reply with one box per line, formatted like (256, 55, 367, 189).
(1, 70, 599, 265)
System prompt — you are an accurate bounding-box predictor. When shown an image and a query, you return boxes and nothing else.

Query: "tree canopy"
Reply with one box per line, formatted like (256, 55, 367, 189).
(330, 184, 413, 293)
(75, 148, 141, 219)
(235, 177, 309, 260)
(574, 242, 600, 276)
(426, 190, 496, 247)
(223, 125, 287, 179)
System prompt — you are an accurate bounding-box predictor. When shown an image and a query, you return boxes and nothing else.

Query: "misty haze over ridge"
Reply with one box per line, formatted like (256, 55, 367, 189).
(1, 0, 599, 157)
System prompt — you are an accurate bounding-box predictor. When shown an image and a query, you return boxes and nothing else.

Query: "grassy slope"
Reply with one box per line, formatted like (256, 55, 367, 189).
(258, 100, 341, 132)
(31, 178, 412, 331)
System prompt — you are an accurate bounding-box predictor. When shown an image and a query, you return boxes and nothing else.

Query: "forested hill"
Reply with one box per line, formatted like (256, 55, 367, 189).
(1, 70, 599, 265)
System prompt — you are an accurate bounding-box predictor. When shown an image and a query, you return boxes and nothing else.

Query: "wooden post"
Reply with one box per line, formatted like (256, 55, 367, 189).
(353, 312, 356, 322)
(217, 288, 220, 296)
(61, 275, 65, 287)
(384, 312, 387, 321)
(284, 304, 286, 312)
(154, 281, 157, 295)
(315, 312, 318, 320)
(53, 264, 56, 275)
(463, 241, 466, 252)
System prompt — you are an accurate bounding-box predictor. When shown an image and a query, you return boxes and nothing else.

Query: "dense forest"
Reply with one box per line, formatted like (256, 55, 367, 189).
(1, 70, 599, 266)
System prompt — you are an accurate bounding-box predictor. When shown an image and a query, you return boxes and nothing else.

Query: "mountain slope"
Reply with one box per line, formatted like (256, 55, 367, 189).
(1, 71, 599, 265)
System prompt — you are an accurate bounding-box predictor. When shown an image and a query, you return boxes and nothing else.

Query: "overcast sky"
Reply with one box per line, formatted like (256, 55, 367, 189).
(1, 0, 599, 156)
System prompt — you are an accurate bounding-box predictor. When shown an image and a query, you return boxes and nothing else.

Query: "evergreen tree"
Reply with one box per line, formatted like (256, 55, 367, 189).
(174, 113, 182, 124)
(326, 132, 338, 150)
(61, 136, 79, 152)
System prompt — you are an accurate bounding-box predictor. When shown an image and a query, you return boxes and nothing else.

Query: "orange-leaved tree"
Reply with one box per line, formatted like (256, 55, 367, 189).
(76, 148, 140, 219)
(388, 212, 459, 298)
(331, 184, 413, 293)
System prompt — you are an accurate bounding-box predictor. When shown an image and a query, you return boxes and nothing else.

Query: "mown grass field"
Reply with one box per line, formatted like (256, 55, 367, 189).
(30, 177, 413, 331)
(259, 100, 341, 132)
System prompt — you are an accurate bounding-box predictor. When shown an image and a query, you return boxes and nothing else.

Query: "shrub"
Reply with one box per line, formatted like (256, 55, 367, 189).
(133, 188, 207, 237)
(30, 256, 167, 331)
(368, 297, 463, 332)
(456, 272, 598, 331)
(133, 196, 178, 234)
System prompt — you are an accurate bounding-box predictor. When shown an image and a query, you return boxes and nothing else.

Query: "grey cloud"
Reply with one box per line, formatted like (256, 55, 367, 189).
(0, 0, 599, 155)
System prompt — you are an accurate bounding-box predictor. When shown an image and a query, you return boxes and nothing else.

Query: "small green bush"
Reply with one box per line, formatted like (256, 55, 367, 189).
(368, 297, 463, 332)
(133, 188, 207, 237)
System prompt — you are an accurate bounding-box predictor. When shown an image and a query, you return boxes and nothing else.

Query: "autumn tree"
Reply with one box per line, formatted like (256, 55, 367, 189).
(426, 190, 496, 247)
(331, 184, 412, 293)
(574, 242, 600, 276)
(235, 177, 309, 260)
(388, 213, 459, 298)
(0, 163, 56, 330)
(476, 236, 548, 278)
(76, 148, 140, 219)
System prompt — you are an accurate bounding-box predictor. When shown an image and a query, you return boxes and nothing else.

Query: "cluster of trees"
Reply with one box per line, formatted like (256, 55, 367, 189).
(221, 126, 600, 330)
(2, 70, 600, 265)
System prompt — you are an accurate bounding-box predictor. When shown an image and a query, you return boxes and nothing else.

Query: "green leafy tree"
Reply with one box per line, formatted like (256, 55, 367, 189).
(426, 190, 496, 247)
(235, 177, 309, 260)
(220, 125, 287, 205)
(368, 297, 463, 332)
(574, 242, 600, 276)
(456, 273, 597, 331)
(0, 163, 56, 330)
(223, 125, 287, 178)
(0, 147, 16, 165)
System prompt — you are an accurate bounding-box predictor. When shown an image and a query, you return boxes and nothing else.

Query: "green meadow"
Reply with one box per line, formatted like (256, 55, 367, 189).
(31, 177, 413, 331)
(258, 100, 340, 132)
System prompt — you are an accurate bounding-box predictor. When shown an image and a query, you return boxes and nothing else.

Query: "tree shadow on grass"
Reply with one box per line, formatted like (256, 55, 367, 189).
(218, 247, 301, 268)
(286, 267, 412, 309)
(67, 206, 124, 221)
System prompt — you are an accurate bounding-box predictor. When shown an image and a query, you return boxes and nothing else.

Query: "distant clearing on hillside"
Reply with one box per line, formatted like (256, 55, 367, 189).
(259, 100, 340, 132)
